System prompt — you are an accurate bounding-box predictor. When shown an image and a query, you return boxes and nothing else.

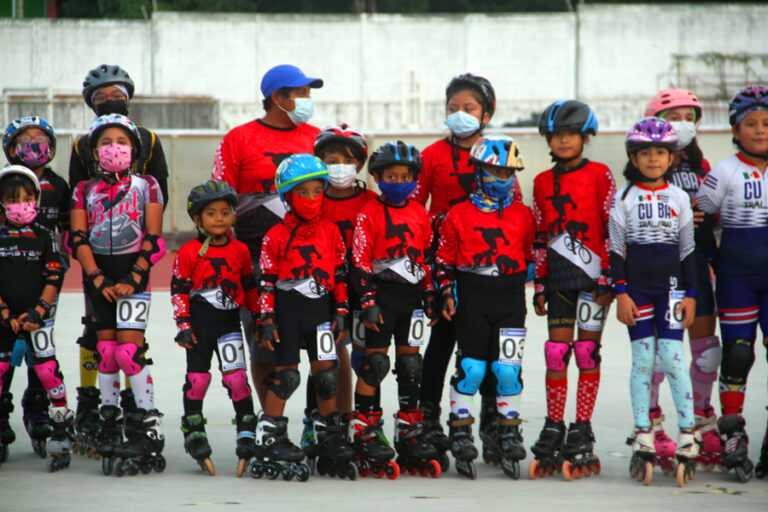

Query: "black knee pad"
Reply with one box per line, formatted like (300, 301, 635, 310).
(360, 352, 390, 387)
(263, 369, 300, 400)
(720, 338, 755, 386)
(394, 353, 422, 387)
(312, 368, 339, 400)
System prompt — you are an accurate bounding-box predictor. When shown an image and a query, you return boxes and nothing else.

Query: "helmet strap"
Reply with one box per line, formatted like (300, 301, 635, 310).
(736, 141, 768, 161)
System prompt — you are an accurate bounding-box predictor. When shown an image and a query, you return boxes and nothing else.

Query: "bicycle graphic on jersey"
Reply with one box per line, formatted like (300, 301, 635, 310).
(563, 234, 592, 265)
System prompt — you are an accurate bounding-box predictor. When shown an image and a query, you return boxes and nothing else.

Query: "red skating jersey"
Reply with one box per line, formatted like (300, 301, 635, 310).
(352, 198, 433, 291)
(321, 187, 378, 255)
(435, 201, 534, 288)
(259, 214, 347, 316)
(532, 160, 615, 292)
(411, 138, 523, 215)
(212, 120, 321, 194)
(171, 236, 259, 331)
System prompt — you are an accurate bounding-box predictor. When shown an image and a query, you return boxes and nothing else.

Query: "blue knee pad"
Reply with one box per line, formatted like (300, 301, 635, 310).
(450, 356, 487, 395)
(491, 361, 522, 396)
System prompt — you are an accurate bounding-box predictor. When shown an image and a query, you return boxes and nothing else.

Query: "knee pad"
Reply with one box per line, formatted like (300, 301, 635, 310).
(491, 360, 522, 396)
(263, 369, 300, 400)
(544, 340, 572, 371)
(720, 338, 755, 387)
(450, 356, 487, 395)
(312, 367, 339, 400)
(114, 343, 147, 376)
(96, 340, 119, 373)
(184, 372, 211, 401)
(394, 353, 422, 388)
(359, 352, 390, 387)
(222, 370, 252, 402)
(690, 336, 721, 383)
(573, 339, 601, 370)
(33, 360, 66, 402)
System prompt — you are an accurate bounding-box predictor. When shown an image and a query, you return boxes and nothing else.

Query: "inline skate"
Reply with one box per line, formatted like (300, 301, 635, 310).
(181, 413, 214, 475)
(300, 408, 316, 472)
(562, 420, 600, 480)
(113, 409, 166, 476)
(694, 406, 722, 470)
(235, 413, 256, 477)
(628, 427, 655, 486)
(73, 386, 100, 458)
(448, 413, 477, 479)
(22, 388, 52, 458)
(347, 410, 398, 479)
(46, 406, 74, 472)
(249, 414, 310, 482)
(97, 405, 123, 475)
(394, 409, 441, 478)
(528, 416, 566, 479)
(0, 392, 16, 464)
(306, 411, 356, 479)
(479, 396, 499, 466)
(673, 428, 699, 487)
(718, 414, 754, 482)
(649, 407, 676, 475)
(755, 409, 768, 479)
(421, 400, 450, 471)
(482, 413, 525, 479)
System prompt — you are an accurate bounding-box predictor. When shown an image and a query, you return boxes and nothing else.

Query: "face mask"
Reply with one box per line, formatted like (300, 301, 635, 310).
(479, 168, 516, 200)
(280, 97, 314, 125)
(445, 111, 481, 138)
(669, 121, 696, 150)
(95, 100, 129, 116)
(3, 201, 37, 225)
(98, 143, 132, 173)
(326, 164, 357, 189)
(378, 181, 417, 204)
(290, 191, 323, 220)
(14, 142, 51, 168)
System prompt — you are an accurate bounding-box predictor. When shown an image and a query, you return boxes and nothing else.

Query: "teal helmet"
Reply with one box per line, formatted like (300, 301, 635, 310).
(274, 153, 329, 201)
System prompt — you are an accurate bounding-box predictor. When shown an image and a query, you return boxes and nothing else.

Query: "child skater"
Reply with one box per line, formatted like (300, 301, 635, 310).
(611, 117, 699, 486)
(172, 180, 259, 477)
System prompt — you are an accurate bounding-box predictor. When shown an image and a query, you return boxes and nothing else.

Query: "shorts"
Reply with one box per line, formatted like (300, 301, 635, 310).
(716, 272, 768, 341)
(86, 254, 143, 332)
(242, 308, 274, 364)
(546, 289, 580, 330)
(626, 287, 684, 342)
(274, 291, 332, 367)
(186, 300, 243, 373)
(363, 280, 422, 349)
(694, 248, 715, 318)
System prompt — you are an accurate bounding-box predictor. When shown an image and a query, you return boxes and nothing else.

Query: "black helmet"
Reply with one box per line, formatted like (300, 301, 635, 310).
(446, 73, 496, 117)
(368, 141, 422, 177)
(82, 64, 135, 109)
(538, 100, 598, 136)
(187, 180, 238, 220)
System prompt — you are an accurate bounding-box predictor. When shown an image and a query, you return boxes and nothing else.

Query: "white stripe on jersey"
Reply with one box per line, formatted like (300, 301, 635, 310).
(696, 154, 768, 228)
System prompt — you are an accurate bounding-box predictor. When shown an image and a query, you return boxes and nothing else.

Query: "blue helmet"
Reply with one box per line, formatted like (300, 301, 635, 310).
(3, 116, 57, 163)
(469, 134, 524, 171)
(274, 153, 329, 201)
(538, 100, 598, 136)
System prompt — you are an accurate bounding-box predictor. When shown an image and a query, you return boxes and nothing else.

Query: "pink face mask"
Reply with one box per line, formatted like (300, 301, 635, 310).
(4, 201, 37, 225)
(97, 143, 132, 173)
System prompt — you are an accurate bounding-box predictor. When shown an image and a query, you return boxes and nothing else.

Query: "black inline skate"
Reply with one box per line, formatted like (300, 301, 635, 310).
(249, 414, 310, 482)
(97, 405, 123, 475)
(347, 410, 398, 479)
(755, 409, 768, 479)
(0, 392, 16, 464)
(113, 409, 166, 477)
(629, 427, 656, 486)
(73, 386, 100, 458)
(562, 420, 601, 479)
(479, 396, 499, 466)
(394, 409, 441, 478)
(181, 413, 214, 475)
(305, 411, 356, 479)
(448, 413, 478, 479)
(421, 400, 450, 471)
(528, 416, 566, 479)
(46, 406, 74, 472)
(482, 413, 525, 480)
(235, 413, 256, 477)
(718, 414, 754, 482)
(22, 388, 52, 458)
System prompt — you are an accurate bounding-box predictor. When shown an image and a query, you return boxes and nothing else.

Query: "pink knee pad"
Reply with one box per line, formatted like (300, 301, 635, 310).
(34, 360, 66, 402)
(544, 340, 572, 371)
(0, 360, 9, 393)
(573, 340, 601, 370)
(96, 340, 120, 373)
(115, 343, 143, 376)
(185, 372, 211, 401)
(690, 336, 721, 383)
(222, 370, 252, 402)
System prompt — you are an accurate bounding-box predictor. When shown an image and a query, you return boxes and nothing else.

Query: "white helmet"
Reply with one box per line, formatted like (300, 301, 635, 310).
(0, 165, 41, 206)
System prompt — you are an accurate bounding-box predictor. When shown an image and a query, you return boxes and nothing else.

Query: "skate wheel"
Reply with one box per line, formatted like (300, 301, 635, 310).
(428, 459, 441, 478)
(386, 460, 399, 480)
(735, 465, 753, 483)
(154, 455, 166, 473)
(249, 461, 264, 479)
(236, 458, 247, 477)
(46, 457, 55, 472)
(346, 462, 357, 481)
(358, 466, 371, 477)
(676, 463, 687, 487)
(140, 461, 152, 474)
(582, 464, 592, 477)
(127, 461, 139, 476)
(468, 462, 477, 480)
(528, 459, 539, 480)
(102, 457, 113, 476)
(374, 467, 383, 478)
(642, 461, 653, 486)
(197, 458, 214, 476)
(296, 464, 310, 482)
(266, 463, 279, 480)
(439, 452, 450, 472)
(281, 465, 294, 481)
(629, 460, 638, 479)
(505, 460, 520, 480)
(408, 466, 418, 475)
(562, 460, 573, 481)
(115, 460, 126, 477)
(316, 457, 328, 476)
(573, 465, 582, 479)
(305, 457, 316, 476)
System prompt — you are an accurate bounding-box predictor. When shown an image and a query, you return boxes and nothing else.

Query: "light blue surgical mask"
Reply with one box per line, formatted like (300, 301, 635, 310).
(445, 111, 481, 138)
(280, 97, 314, 125)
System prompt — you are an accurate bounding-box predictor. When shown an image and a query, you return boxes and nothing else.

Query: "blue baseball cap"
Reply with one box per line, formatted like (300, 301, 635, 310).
(260, 64, 323, 98)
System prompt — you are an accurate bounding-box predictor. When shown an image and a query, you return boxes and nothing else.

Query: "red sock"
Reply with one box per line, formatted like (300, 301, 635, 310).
(720, 390, 744, 416)
(546, 377, 568, 422)
(576, 371, 600, 422)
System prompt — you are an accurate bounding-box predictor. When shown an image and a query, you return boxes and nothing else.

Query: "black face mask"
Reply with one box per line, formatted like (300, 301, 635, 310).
(94, 100, 129, 116)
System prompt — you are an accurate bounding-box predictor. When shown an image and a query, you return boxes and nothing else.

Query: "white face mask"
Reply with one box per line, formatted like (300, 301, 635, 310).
(669, 120, 697, 150)
(279, 97, 314, 125)
(326, 164, 357, 189)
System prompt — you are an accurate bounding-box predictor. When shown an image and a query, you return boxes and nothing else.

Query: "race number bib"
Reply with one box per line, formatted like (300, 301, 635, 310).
(668, 290, 686, 330)
(317, 322, 337, 361)
(498, 328, 526, 365)
(116, 292, 151, 330)
(408, 310, 425, 347)
(217, 332, 246, 371)
(351, 311, 366, 347)
(30, 318, 56, 359)
(576, 291, 607, 331)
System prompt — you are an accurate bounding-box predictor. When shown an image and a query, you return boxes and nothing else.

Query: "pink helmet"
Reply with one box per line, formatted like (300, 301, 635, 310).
(644, 88, 702, 122)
